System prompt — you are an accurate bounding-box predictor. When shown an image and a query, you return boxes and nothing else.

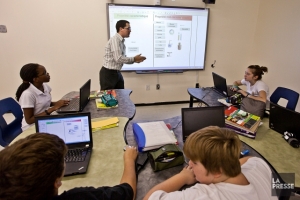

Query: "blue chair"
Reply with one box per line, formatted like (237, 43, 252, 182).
(0, 97, 23, 147)
(270, 87, 299, 111)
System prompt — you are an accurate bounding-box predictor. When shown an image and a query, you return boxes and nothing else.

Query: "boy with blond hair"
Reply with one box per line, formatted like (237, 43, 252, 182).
(144, 126, 277, 200)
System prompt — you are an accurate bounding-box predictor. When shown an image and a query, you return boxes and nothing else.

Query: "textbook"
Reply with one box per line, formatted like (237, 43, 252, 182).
(133, 121, 177, 152)
(225, 106, 261, 137)
(225, 123, 257, 139)
(91, 117, 119, 132)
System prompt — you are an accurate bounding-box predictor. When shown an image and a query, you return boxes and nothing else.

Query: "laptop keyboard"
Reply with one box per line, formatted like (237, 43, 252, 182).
(59, 98, 80, 111)
(65, 148, 88, 162)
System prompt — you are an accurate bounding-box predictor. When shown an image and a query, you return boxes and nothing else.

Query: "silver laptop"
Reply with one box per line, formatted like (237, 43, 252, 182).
(212, 72, 236, 97)
(35, 112, 93, 176)
(57, 79, 91, 113)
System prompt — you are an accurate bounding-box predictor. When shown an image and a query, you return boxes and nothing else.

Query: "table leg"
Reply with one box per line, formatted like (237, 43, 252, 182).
(189, 96, 193, 108)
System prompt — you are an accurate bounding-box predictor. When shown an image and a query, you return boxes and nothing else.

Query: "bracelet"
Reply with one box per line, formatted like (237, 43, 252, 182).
(246, 93, 250, 97)
(45, 109, 50, 115)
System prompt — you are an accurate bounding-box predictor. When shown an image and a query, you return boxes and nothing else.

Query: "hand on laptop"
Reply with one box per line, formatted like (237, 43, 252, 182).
(53, 100, 70, 109)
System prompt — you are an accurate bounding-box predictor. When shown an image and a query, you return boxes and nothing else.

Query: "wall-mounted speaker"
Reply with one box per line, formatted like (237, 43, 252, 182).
(202, 0, 215, 4)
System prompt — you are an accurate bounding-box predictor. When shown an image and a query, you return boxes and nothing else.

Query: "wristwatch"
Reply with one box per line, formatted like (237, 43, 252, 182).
(246, 93, 250, 97)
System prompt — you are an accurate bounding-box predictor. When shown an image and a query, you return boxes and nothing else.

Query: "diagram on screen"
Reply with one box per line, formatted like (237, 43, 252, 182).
(64, 121, 87, 142)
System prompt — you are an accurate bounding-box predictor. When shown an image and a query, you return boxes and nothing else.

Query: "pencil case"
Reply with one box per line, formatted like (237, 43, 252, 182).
(148, 144, 184, 172)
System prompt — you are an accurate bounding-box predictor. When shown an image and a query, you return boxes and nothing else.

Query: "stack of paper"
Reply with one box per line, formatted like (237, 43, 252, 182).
(133, 121, 177, 152)
(92, 117, 119, 132)
(90, 90, 102, 99)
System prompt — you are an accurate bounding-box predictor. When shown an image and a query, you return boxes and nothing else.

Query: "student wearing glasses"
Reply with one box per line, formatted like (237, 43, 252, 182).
(100, 20, 146, 90)
(15, 63, 69, 129)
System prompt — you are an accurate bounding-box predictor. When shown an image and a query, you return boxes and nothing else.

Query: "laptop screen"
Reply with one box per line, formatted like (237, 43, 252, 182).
(212, 72, 229, 96)
(80, 79, 91, 111)
(181, 106, 225, 141)
(269, 102, 300, 140)
(35, 113, 92, 146)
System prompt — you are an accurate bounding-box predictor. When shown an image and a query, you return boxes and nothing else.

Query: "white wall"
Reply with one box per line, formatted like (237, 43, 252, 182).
(1, 0, 299, 111)
(250, 0, 300, 112)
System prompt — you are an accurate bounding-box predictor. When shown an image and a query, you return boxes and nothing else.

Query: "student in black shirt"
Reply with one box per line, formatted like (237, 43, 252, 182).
(0, 133, 138, 200)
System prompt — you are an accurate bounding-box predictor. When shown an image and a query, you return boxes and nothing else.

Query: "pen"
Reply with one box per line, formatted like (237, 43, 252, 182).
(240, 149, 249, 158)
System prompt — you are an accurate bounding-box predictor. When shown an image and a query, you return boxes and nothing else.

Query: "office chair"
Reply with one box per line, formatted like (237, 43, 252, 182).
(0, 97, 23, 147)
(270, 87, 299, 111)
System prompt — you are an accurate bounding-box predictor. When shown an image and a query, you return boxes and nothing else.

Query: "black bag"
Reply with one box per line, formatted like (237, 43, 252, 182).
(226, 93, 243, 105)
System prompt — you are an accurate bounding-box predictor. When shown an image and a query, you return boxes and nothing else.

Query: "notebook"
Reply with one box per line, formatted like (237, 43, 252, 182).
(269, 102, 300, 140)
(181, 106, 225, 141)
(35, 112, 93, 176)
(57, 79, 91, 113)
(212, 72, 235, 97)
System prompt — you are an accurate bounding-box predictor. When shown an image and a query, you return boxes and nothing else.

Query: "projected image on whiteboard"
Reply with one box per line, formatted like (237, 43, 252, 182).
(107, 4, 209, 71)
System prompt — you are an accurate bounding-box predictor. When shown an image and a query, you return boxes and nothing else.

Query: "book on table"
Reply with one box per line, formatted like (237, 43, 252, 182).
(224, 106, 261, 138)
(90, 90, 102, 99)
(91, 117, 119, 132)
(133, 121, 177, 152)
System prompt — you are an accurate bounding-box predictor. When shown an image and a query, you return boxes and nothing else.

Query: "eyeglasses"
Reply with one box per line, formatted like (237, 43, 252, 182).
(123, 27, 131, 30)
(38, 71, 49, 77)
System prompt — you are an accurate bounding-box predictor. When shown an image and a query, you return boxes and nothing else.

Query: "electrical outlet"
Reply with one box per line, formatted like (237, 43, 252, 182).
(0, 25, 7, 33)
(156, 84, 160, 90)
(146, 85, 150, 90)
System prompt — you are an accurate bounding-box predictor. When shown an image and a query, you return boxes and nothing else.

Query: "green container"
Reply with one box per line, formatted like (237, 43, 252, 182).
(148, 144, 184, 172)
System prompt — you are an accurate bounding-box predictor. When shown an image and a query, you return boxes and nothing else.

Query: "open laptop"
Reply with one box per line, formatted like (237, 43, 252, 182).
(57, 79, 91, 113)
(212, 72, 236, 97)
(181, 106, 225, 141)
(35, 112, 93, 176)
(269, 102, 300, 140)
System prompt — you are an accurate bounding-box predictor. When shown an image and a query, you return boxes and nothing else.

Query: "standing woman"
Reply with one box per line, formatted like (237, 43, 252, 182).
(231, 65, 269, 103)
(16, 63, 69, 129)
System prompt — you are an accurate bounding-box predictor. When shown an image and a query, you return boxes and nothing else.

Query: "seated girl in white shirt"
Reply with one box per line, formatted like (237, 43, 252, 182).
(231, 65, 269, 103)
(15, 63, 69, 129)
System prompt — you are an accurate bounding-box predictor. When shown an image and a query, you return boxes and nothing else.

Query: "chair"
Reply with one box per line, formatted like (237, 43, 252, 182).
(270, 87, 299, 111)
(0, 97, 23, 147)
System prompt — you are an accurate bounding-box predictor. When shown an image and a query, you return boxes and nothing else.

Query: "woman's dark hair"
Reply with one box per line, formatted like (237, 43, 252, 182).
(248, 65, 268, 80)
(116, 20, 130, 33)
(15, 63, 40, 101)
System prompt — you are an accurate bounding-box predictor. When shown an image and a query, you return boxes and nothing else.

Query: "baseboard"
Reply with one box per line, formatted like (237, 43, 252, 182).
(135, 100, 191, 107)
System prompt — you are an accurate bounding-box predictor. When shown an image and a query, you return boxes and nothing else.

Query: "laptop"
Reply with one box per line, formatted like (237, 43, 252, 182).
(212, 72, 236, 97)
(269, 102, 300, 140)
(57, 79, 91, 113)
(181, 106, 225, 141)
(35, 112, 93, 176)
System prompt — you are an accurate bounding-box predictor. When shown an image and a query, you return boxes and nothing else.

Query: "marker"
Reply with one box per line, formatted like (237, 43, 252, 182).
(240, 149, 249, 157)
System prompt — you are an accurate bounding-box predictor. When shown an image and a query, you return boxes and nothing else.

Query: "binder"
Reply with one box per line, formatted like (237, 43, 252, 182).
(133, 121, 177, 152)
(92, 117, 119, 131)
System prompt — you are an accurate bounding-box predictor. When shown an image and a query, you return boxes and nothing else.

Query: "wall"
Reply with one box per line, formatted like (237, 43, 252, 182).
(2, 0, 299, 112)
(0, 0, 259, 104)
(250, 0, 300, 112)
